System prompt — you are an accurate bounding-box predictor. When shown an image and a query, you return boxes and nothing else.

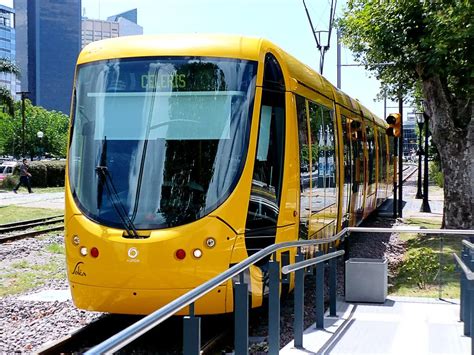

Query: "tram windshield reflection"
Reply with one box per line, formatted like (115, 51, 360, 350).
(69, 57, 257, 229)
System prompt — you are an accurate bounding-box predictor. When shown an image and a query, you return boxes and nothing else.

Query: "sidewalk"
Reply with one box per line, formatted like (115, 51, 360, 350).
(0, 191, 64, 210)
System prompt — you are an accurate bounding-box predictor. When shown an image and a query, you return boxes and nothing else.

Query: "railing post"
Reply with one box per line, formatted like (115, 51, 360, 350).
(294, 250, 305, 348)
(315, 251, 325, 329)
(183, 303, 200, 355)
(470, 280, 474, 350)
(268, 254, 280, 355)
(234, 272, 249, 355)
(329, 247, 337, 317)
(461, 246, 469, 322)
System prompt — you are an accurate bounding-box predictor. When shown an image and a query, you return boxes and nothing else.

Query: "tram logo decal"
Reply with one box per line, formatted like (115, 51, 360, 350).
(72, 262, 86, 276)
(127, 247, 140, 263)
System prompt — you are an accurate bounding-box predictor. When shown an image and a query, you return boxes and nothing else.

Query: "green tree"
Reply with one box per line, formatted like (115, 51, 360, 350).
(0, 100, 69, 159)
(338, 0, 473, 229)
(0, 58, 20, 116)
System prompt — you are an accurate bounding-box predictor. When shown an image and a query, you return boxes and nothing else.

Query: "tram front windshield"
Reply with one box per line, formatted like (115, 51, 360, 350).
(69, 57, 257, 229)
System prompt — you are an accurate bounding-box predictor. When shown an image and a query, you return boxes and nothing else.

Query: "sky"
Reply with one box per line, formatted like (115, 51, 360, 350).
(3, 0, 403, 118)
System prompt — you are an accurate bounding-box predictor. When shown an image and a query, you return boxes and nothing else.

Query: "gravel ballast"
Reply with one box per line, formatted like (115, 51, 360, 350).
(0, 234, 102, 353)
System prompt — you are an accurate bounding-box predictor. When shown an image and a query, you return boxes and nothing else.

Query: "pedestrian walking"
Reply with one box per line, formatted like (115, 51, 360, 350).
(13, 159, 33, 193)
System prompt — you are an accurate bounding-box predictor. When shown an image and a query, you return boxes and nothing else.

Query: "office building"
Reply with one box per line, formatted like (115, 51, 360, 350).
(0, 4, 20, 99)
(82, 8, 142, 48)
(403, 112, 417, 158)
(15, 0, 81, 114)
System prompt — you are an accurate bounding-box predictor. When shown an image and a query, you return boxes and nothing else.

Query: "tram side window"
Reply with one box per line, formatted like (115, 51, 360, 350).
(341, 116, 352, 225)
(296, 95, 310, 239)
(367, 124, 376, 194)
(378, 128, 387, 183)
(308, 102, 336, 212)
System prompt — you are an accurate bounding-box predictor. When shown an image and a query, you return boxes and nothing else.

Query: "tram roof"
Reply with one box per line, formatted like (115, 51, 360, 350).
(78, 34, 383, 125)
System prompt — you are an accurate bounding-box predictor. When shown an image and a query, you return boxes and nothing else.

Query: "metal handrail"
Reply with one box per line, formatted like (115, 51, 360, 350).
(282, 250, 345, 274)
(86, 226, 474, 354)
(453, 253, 474, 281)
(348, 227, 474, 235)
(462, 240, 474, 250)
(85, 228, 347, 354)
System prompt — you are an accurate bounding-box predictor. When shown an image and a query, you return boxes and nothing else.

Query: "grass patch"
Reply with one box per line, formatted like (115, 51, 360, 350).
(0, 205, 63, 224)
(0, 260, 64, 296)
(403, 217, 442, 229)
(389, 217, 462, 298)
(11, 260, 30, 269)
(34, 187, 65, 194)
(0, 271, 42, 296)
(46, 242, 64, 254)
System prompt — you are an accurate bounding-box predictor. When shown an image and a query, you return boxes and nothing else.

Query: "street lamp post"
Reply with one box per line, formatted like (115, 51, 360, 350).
(420, 112, 431, 212)
(415, 112, 424, 199)
(37, 131, 44, 160)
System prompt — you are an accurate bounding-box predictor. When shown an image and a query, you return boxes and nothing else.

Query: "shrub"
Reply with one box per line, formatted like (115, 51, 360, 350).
(26, 160, 66, 188)
(399, 247, 439, 289)
(429, 161, 444, 188)
(29, 162, 47, 187)
(1, 174, 19, 189)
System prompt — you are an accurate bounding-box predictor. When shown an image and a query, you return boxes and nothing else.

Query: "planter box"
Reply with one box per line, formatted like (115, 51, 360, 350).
(345, 258, 387, 303)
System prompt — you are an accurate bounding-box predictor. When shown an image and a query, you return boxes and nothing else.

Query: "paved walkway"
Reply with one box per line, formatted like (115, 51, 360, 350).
(281, 297, 470, 354)
(0, 191, 64, 210)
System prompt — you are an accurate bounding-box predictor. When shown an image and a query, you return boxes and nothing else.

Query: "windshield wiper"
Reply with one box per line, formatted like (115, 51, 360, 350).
(96, 138, 139, 238)
(96, 165, 140, 238)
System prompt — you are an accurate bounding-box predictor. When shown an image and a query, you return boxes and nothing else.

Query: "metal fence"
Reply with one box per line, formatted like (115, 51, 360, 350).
(85, 227, 474, 355)
(453, 239, 474, 351)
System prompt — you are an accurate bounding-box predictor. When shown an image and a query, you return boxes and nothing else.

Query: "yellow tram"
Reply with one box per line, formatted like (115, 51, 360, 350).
(65, 34, 394, 315)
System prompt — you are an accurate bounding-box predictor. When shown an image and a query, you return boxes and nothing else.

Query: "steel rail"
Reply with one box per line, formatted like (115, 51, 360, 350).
(453, 253, 474, 281)
(0, 217, 64, 233)
(0, 214, 63, 229)
(0, 225, 64, 242)
(85, 229, 347, 354)
(282, 250, 345, 274)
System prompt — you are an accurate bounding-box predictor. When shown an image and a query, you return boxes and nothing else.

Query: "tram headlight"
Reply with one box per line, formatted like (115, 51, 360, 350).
(72, 235, 80, 246)
(80, 246, 88, 256)
(193, 248, 203, 259)
(205, 237, 216, 248)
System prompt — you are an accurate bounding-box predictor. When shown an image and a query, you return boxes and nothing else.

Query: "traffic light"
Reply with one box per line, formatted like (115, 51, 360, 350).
(386, 113, 401, 137)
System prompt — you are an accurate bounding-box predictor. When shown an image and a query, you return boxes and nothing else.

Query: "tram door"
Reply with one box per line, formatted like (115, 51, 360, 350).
(245, 54, 285, 257)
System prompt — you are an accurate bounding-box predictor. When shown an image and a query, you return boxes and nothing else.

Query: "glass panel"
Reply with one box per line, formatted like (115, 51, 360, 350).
(69, 57, 257, 229)
(367, 124, 376, 195)
(341, 116, 352, 226)
(296, 95, 311, 239)
(355, 121, 365, 221)
(308, 102, 337, 237)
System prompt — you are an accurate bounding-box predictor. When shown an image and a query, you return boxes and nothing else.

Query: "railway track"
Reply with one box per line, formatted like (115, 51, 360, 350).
(402, 165, 417, 181)
(0, 215, 64, 242)
(36, 313, 232, 354)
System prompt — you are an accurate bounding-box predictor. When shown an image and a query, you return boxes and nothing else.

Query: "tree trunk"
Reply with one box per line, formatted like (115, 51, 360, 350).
(422, 76, 473, 230)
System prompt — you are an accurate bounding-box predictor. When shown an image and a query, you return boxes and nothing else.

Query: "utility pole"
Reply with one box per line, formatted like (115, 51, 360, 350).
(16, 91, 30, 158)
(303, 0, 337, 74)
(337, 29, 341, 89)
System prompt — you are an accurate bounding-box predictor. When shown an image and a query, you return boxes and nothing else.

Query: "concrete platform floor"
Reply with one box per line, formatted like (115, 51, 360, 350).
(281, 296, 470, 354)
